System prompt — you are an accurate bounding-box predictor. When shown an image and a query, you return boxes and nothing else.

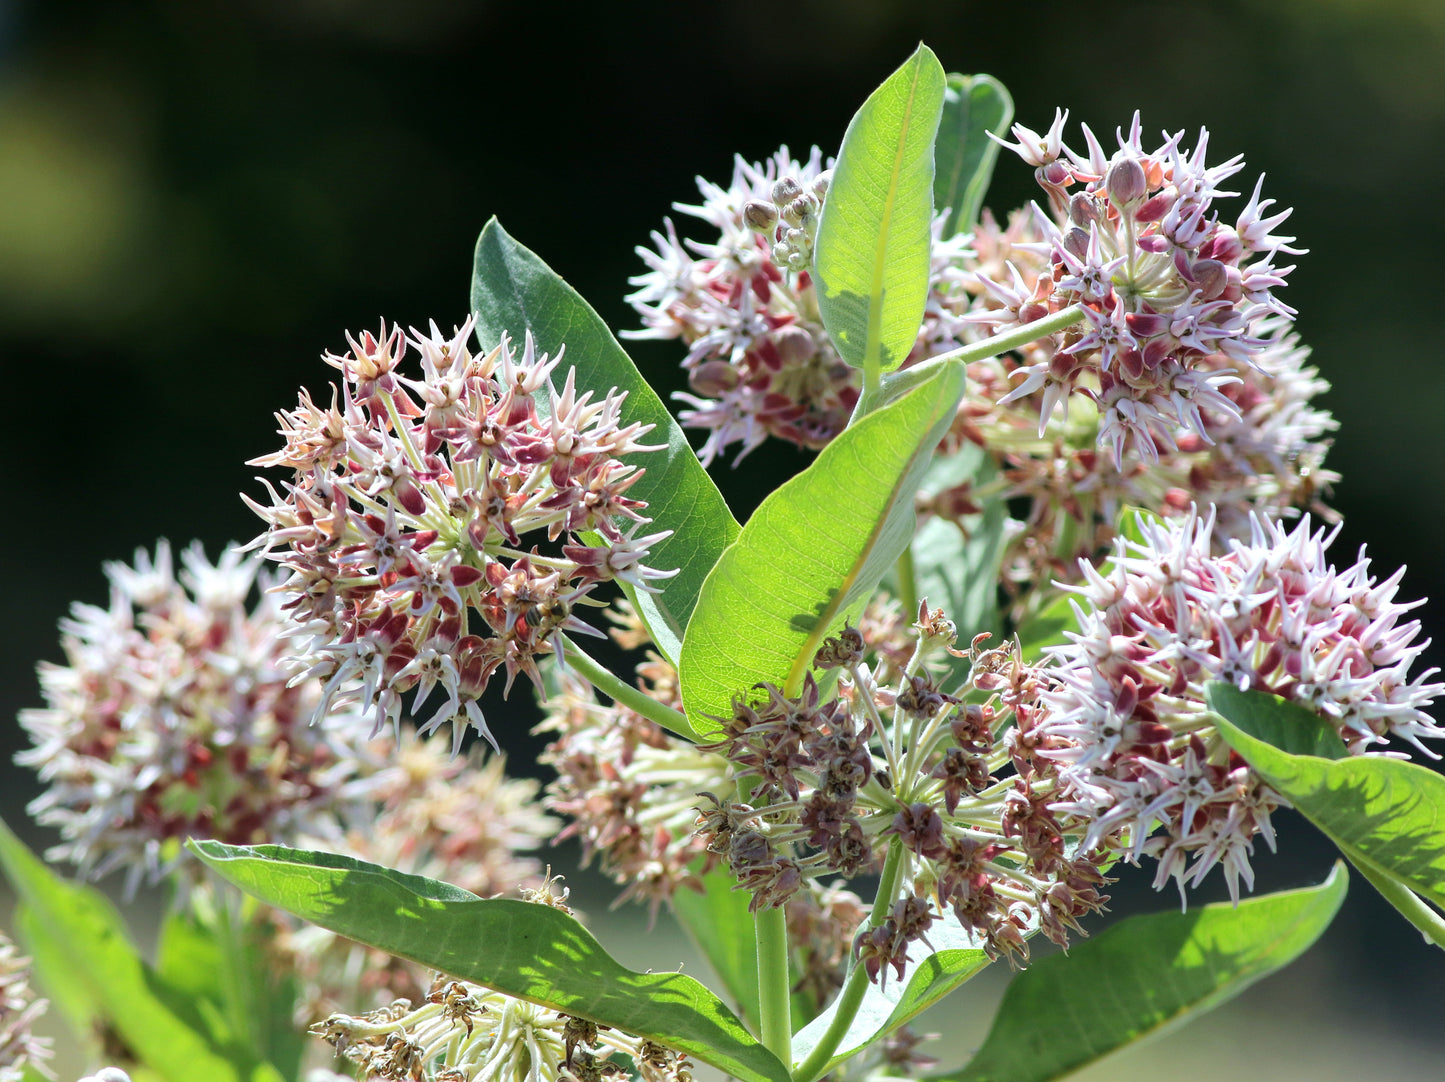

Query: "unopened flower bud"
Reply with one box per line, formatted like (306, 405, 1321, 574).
(1068, 192, 1101, 226)
(784, 193, 819, 226)
(1062, 226, 1090, 261)
(1106, 157, 1148, 208)
(812, 170, 832, 198)
(773, 325, 819, 365)
(1189, 258, 1227, 300)
(688, 359, 742, 396)
(743, 200, 779, 234)
(771, 176, 804, 205)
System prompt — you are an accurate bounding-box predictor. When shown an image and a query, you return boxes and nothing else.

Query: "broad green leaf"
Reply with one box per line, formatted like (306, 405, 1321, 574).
(1204, 684, 1348, 760)
(1210, 689, 1445, 915)
(471, 218, 740, 669)
(934, 74, 1013, 239)
(671, 869, 816, 1033)
(0, 819, 283, 1082)
(671, 868, 762, 1031)
(156, 905, 306, 1082)
(814, 45, 947, 377)
(940, 866, 1348, 1082)
(908, 441, 1007, 686)
(793, 909, 993, 1078)
(679, 360, 966, 736)
(190, 841, 790, 1082)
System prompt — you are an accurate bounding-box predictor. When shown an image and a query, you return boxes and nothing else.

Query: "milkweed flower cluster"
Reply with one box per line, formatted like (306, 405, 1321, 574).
(697, 607, 1112, 977)
(975, 111, 1302, 468)
(626, 147, 973, 464)
(0, 935, 51, 1082)
(245, 318, 675, 752)
(1036, 509, 1445, 901)
(537, 603, 873, 1007)
(17, 542, 383, 896)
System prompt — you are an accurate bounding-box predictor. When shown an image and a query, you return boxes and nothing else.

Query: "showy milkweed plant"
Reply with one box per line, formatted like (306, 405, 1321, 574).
(6, 45, 1445, 1082)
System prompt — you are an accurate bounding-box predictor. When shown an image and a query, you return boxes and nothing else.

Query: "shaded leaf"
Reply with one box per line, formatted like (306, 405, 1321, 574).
(1205, 684, 1348, 760)
(814, 45, 947, 376)
(1015, 591, 1077, 662)
(190, 841, 790, 1082)
(471, 219, 740, 670)
(940, 866, 1347, 1082)
(934, 73, 1013, 239)
(671, 869, 817, 1033)
(670, 868, 762, 1031)
(0, 819, 282, 1082)
(679, 361, 966, 737)
(1211, 689, 1445, 914)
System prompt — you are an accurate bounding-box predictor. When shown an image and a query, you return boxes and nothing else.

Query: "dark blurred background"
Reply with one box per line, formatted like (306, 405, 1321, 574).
(3, 0, 1443, 1075)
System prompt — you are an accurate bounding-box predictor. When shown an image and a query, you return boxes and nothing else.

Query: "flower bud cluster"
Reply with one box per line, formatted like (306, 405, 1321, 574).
(0, 934, 51, 1082)
(1036, 509, 1445, 901)
(17, 542, 384, 896)
(626, 147, 972, 464)
(246, 319, 675, 752)
(696, 606, 1114, 977)
(743, 171, 830, 271)
(312, 974, 693, 1082)
(976, 111, 1303, 468)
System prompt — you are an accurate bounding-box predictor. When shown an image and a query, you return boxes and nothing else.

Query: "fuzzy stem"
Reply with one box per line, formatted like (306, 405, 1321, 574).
(1350, 857, 1445, 950)
(562, 641, 698, 741)
(794, 840, 906, 1082)
(756, 905, 793, 1067)
(848, 304, 1087, 426)
(933, 303, 1087, 368)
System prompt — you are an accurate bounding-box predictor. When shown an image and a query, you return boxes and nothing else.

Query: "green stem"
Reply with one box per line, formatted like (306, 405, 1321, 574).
(1350, 857, 1445, 950)
(933, 303, 1088, 368)
(895, 545, 918, 621)
(849, 304, 1087, 425)
(794, 841, 906, 1082)
(756, 905, 792, 1067)
(562, 640, 698, 741)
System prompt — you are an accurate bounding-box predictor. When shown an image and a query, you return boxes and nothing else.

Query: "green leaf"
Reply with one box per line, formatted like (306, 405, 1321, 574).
(670, 868, 761, 1030)
(1015, 506, 1164, 661)
(1015, 590, 1077, 661)
(1210, 686, 1445, 918)
(156, 905, 306, 1082)
(670, 869, 817, 1033)
(0, 819, 284, 1082)
(934, 73, 1013, 239)
(1204, 684, 1349, 760)
(814, 45, 947, 377)
(940, 866, 1348, 1082)
(679, 360, 966, 737)
(190, 841, 790, 1082)
(793, 910, 993, 1077)
(471, 218, 741, 668)
(908, 442, 1007, 684)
